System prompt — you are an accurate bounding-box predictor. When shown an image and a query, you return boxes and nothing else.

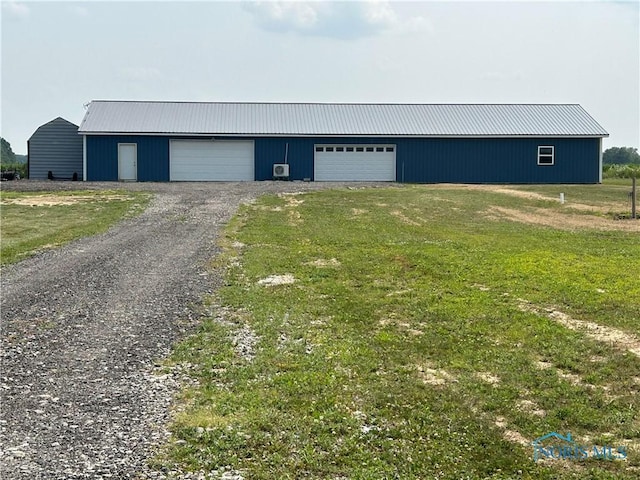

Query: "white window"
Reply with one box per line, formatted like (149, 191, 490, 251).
(538, 146, 554, 165)
(314, 144, 396, 155)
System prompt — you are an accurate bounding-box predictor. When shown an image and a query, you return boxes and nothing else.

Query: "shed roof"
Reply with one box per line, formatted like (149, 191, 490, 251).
(78, 101, 608, 137)
(30, 117, 79, 141)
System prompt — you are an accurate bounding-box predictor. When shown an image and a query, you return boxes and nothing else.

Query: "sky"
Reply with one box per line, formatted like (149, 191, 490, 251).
(1, 0, 638, 155)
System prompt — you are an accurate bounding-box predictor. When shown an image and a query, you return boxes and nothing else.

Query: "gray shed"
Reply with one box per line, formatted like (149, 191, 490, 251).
(28, 117, 83, 180)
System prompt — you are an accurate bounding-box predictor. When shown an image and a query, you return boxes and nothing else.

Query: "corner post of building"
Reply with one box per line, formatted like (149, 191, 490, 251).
(82, 135, 87, 181)
(598, 137, 603, 184)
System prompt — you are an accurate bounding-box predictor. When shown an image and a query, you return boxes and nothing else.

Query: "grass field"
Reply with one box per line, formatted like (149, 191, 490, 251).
(0, 190, 149, 265)
(159, 182, 639, 479)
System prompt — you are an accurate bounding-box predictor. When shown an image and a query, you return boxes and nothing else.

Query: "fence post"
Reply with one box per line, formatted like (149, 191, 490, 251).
(632, 176, 637, 219)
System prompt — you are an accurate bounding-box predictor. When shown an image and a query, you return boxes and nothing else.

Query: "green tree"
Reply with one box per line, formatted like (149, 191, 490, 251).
(1, 137, 16, 164)
(603, 146, 640, 165)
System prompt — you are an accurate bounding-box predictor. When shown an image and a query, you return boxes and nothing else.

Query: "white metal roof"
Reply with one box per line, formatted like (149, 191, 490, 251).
(78, 101, 608, 137)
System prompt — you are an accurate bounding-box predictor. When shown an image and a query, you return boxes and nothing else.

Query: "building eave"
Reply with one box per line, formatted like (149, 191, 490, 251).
(78, 131, 609, 139)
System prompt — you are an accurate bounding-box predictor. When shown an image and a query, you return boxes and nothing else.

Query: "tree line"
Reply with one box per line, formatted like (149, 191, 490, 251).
(1, 137, 27, 178)
(1, 137, 17, 163)
(603, 146, 640, 165)
(602, 147, 640, 179)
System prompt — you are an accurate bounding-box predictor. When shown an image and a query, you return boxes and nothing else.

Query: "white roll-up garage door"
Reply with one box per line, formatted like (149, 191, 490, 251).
(170, 140, 254, 181)
(314, 144, 396, 181)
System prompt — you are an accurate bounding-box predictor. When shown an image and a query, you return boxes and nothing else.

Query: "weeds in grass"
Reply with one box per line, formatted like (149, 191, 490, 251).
(0, 190, 150, 265)
(163, 184, 639, 479)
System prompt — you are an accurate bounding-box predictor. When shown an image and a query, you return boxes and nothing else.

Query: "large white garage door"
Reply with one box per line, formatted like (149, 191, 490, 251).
(170, 140, 254, 181)
(314, 144, 396, 181)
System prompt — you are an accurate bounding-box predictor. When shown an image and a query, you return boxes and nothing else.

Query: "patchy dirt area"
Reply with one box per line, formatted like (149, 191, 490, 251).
(0, 194, 131, 206)
(431, 183, 635, 219)
(304, 258, 341, 268)
(518, 300, 640, 358)
(516, 399, 546, 417)
(390, 210, 422, 226)
(416, 183, 640, 232)
(415, 363, 457, 386)
(475, 371, 501, 386)
(547, 310, 640, 358)
(257, 273, 296, 286)
(485, 205, 640, 232)
(0, 180, 381, 480)
(493, 416, 530, 447)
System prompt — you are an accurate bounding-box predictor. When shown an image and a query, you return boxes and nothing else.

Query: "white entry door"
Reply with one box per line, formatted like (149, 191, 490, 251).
(118, 144, 137, 181)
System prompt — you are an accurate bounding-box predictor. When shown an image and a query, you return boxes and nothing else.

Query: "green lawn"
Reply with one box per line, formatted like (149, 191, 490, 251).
(161, 183, 639, 479)
(0, 190, 150, 265)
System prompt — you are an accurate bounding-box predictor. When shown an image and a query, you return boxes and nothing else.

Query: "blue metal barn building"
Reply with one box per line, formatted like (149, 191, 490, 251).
(78, 101, 608, 183)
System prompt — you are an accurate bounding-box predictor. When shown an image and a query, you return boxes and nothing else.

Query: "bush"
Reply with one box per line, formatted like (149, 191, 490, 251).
(0, 162, 27, 179)
(602, 164, 640, 179)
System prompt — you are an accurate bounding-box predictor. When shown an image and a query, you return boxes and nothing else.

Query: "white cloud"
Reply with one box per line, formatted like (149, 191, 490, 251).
(245, 1, 430, 40)
(260, 2, 320, 29)
(361, 1, 399, 28)
(2, 1, 30, 18)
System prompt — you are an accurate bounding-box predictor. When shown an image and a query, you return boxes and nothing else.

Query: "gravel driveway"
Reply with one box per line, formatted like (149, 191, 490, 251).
(0, 181, 368, 479)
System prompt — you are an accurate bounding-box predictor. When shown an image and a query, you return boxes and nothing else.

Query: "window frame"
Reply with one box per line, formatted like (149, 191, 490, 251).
(313, 144, 397, 155)
(537, 145, 555, 166)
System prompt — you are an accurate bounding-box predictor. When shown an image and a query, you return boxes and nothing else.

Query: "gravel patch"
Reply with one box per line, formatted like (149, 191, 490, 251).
(231, 325, 259, 363)
(256, 274, 296, 286)
(1, 180, 389, 479)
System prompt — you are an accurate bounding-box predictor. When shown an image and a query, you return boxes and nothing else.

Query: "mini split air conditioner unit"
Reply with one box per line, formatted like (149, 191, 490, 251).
(273, 163, 290, 180)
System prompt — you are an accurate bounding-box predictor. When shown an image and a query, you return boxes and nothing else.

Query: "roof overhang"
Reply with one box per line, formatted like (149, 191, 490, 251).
(78, 131, 609, 139)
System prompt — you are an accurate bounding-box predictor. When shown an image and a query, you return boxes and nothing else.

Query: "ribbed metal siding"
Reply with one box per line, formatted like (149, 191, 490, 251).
(86, 135, 599, 183)
(255, 137, 599, 183)
(86, 136, 169, 181)
(255, 138, 314, 180)
(396, 137, 600, 183)
(255, 138, 399, 181)
(28, 118, 83, 179)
